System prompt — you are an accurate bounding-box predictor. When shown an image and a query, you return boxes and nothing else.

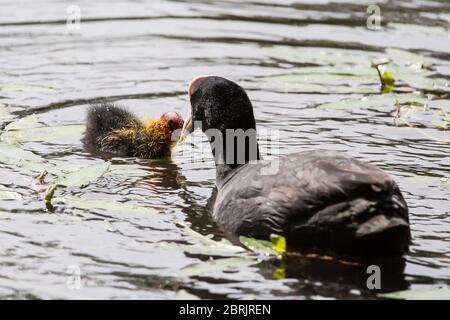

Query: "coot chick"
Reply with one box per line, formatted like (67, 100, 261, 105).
(83, 103, 183, 158)
(180, 76, 410, 257)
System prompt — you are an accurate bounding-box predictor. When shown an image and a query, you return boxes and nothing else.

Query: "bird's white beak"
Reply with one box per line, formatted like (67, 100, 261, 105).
(179, 75, 209, 144)
(178, 112, 193, 144)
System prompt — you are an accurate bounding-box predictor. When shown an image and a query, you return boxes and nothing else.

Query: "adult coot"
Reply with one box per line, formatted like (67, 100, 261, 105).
(83, 103, 183, 158)
(180, 76, 410, 257)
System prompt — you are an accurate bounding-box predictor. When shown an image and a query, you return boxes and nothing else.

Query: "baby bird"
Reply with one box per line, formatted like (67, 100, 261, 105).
(83, 103, 184, 158)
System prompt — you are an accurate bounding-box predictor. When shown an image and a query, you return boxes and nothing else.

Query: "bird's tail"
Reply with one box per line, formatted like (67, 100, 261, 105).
(353, 192, 410, 256)
(289, 186, 410, 257)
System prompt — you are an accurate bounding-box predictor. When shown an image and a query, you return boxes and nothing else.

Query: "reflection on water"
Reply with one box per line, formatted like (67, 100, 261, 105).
(0, 0, 449, 299)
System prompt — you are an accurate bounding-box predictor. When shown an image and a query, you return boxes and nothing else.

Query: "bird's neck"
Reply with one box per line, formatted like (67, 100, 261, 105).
(205, 127, 261, 186)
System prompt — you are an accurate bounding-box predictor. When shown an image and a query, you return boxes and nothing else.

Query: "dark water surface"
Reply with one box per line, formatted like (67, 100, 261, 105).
(0, 0, 449, 299)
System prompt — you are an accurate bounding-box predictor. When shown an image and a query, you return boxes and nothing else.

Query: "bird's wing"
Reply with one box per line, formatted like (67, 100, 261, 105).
(213, 150, 407, 240)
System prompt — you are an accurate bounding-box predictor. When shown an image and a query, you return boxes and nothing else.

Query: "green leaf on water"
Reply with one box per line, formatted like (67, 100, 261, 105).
(158, 242, 245, 257)
(0, 83, 54, 93)
(175, 220, 244, 254)
(270, 234, 287, 254)
(0, 190, 23, 200)
(385, 48, 433, 69)
(0, 105, 21, 126)
(4, 114, 38, 131)
(396, 74, 450, 93)
(319, 93, 428, 110)
(266, 47, 378, 66)
(52, 195, 158, 214)
(239, 236, 281, 257)
(1, 124, 85, 144)
(388, 23, 449, 37)
(0, 142, 60, 175)
(55, 162, 110, 187)
(272, 267, 286, 280)
(257, 69, 379, 94)
(381, 71, 395, 87)
(44, 184, 57, 204)
(406, 175, 449, 187)
(380, 285, 450, 300)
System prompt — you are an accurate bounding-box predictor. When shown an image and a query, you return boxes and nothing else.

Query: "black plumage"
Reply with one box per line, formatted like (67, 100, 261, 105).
(83, 103, 140, 155)
(182, 76, 410, 257)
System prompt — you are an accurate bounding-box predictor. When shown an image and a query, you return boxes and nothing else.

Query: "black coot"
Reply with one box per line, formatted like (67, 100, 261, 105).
(180, 76, 410, 257)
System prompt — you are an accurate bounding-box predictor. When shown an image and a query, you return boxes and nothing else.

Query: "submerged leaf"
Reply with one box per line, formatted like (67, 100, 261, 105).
(53, 195, 158, 214)
(319, 93, 428, 110)
(385, 48, 433, 69)
(406, 175, 449, 187)
(44, 184, 57, 204)
(380, 285, 450, 300)
(158, 242, 245, 257)
(55, 162, 110, 187)
(388, 23, 449, 37)
(178, 257, 257, 278)
(4, 114, 38, 131)
(267, 47, 377, 66)
(239, 236, 280, 257)
(0, 142, 60, 175)
(1, 124, 85, 144)
(0, 83, 54, 93)
(0, 190, 23, 200)
(272, 267, 286, 280)
(396, 74, 450, 93)
(175, 220, 244, 253)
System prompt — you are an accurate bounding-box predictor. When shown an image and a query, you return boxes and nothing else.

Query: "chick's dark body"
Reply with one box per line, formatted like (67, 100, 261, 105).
(83, 103, 181, 158)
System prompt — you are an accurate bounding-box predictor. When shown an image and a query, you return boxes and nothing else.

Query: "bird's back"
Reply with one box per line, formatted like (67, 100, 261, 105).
(214, 150, 410, 257)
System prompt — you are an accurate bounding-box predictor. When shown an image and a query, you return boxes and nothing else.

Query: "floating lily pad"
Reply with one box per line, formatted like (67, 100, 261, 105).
(55, 162, 110, 187)
(385, 48, 433, 69)
(267, 47, 378, 66)
(1, 124, 85, 144)
(0, 84, 54, 93)
(396, 74, 449, 93)
(319, 93, 428, 109)
(0, 142, 60, 175)
(158, 242, 245, 257)
(0, 190, 23, 200)
(406, 175, 449, 187)
(0, 105, 19, 124)
(4, 114, 38, 131)
(176, 220, 244, 253)
(239, 236, 280, 257)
